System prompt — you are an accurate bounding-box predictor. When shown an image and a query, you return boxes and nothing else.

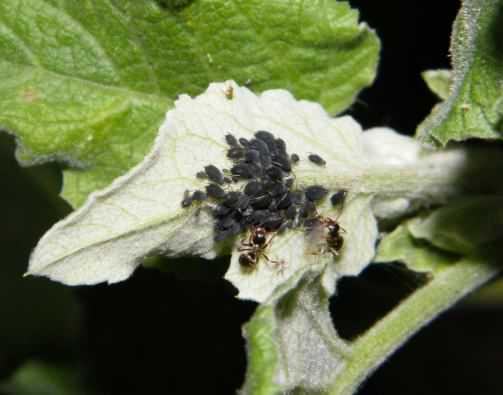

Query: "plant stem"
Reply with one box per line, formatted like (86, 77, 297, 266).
(329, 258, 501, 395)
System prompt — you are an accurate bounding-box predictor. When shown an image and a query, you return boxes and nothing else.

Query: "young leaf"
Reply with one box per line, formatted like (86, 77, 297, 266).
(241, 267, 350, 394)
(422, 69, 452, 101)
(407, 196, 503, 255)
(0, 361, 89, 395)
(375, 223, 456, 274)
(0, 0, 379, 207)
(417, 0, 503, 144)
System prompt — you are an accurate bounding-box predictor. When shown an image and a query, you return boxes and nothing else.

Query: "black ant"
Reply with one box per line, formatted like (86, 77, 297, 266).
(305, 214, 346, 258)
(319, 217, 345, 256)
(238, 226, 283, 271)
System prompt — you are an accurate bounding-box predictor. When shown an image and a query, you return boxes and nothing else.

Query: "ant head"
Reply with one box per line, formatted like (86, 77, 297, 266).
(252, 227, 268, 245)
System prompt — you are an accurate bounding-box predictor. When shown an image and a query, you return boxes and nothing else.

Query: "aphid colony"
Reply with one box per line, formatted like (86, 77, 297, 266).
(181, 130, 346, 271)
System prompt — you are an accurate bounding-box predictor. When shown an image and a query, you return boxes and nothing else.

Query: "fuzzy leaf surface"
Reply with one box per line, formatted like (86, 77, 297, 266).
(417, 0, 503, 144)
(27, 81, 379, 299)
(0, 0, 379, 207)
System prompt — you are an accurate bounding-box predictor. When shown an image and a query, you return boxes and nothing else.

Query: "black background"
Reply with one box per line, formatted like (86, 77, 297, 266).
(1, 1, 502, 394)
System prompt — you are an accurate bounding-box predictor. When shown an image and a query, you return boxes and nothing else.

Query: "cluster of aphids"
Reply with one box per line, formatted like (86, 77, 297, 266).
(181, 130, 347, 272)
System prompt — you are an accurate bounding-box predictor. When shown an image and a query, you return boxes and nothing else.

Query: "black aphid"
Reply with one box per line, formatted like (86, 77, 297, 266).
(213, 205, 233, 218)
(305, 185, 328, 202)
(244, 181, 262, 196)
(308, 154, 326, 166)
(276, 192, 292, 210)
(222, 191, 241, 208)
(227, 147, 244, 160)
(249, 139, 270, 157)
(254, 131, 277, 152)
(285, 205, 297, 220)
(273, 154, 291, 172)
(265, 181, 287, 197)
(255, 130, 275, 142)
(250, 194, 273, 210)
(236, 194, 251, 211)
(266, 166, 283, 181)
(239, 137, 250, 147)
(244, 149, 261, 164)
(330, 190, 347, 206)
(300, 200, 316, 218)
(231, 163, 255, 179)
(225, 133, 239, 147)
(290, 153, 299, 163)
(192, 190, 207, 202)
(275, 138, 287, 154)
(206, 183, 226, 199)
(245, 210, 270, 225)
(205, 165, 224, 185)
(181, 190, 193, 208)
(261, 215, 284, 231)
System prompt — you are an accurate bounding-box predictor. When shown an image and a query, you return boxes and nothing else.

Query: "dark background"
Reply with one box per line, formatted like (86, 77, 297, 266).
(1, 0, 502, 394)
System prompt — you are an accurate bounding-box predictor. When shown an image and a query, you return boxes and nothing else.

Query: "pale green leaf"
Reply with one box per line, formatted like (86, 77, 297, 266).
(0, 361, 88, 395)
(407, 196, 503, 255)
(0, 0, 379, 207)
(422, 69, 452, 100)
(375, 223, 455, 274)
(241, 267, 350, 394)
(27, 82, 503, 302)
(417, 0, 503, 144)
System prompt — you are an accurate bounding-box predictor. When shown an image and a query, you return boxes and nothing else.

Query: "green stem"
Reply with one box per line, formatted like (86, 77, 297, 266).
(329, 258, 501, 395)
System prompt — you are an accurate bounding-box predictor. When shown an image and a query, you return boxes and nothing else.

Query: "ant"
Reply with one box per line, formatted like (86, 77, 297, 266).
(238, 226, 284, 272)
(305, 215, 345, 257)
(319, 217, 345, 256)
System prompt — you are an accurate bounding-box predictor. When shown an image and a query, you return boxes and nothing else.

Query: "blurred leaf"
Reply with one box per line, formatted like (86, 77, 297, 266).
(422, 69, 452, 100)
(0, 0, 379, 207)
(375, 223, 456, 274)
(417, 0, 503, 144)
(407, 196, 503, 255)
(0, 361, 89, 395)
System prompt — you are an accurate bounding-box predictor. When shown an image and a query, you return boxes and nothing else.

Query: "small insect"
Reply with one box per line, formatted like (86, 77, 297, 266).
(305, 185, 328, 202)
(206, 183, 226, 199)
(196, 171, 207, 179)
(305, 216, 344, 257)
(320, 217, 345, 256)
(181, 190, 193, 207)
(308, 153, 326, 166)
(265, 166, 283, 181)
(238, 226, 282, 271)
(225, 133, 239, 147)
(224, 85, 234, 99)
(192, 190, 207, 202)
(330, 190, 347, 207)
(290, 153, 300, 164)
(205, 165, 224, 185)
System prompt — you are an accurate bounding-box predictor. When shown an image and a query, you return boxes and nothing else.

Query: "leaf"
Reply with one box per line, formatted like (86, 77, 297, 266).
(375, 223, 456, 274)
(407, 195, 503, 255)
(241, 267, 350, 394)
(28, 81, 503, 303)
(422, 69, 452, 100)
(0, 0, 379, 207)
(417, 0, 503, 144)
(225, 193, 377, 302)
(0, 361, 89, 395)
(27, 81, 380, 299)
